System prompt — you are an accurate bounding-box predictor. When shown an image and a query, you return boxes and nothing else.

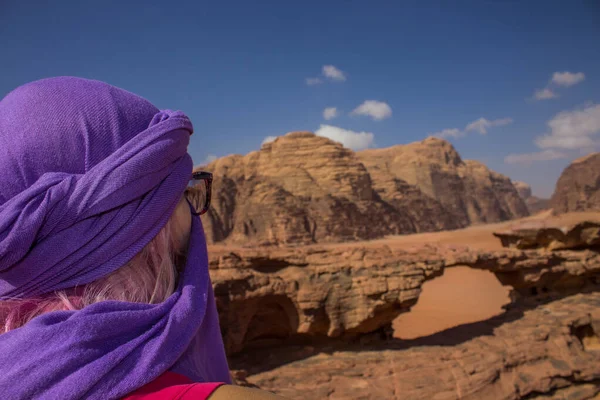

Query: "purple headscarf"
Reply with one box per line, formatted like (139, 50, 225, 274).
(0, 77, 231, 398)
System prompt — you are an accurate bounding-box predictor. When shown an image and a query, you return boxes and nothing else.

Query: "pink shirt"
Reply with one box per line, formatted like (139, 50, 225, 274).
(123, 372, 224, 400)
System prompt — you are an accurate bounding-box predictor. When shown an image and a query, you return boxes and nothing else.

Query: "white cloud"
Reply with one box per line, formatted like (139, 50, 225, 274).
(204, 154, 218, 163)
(429, 116, 512, 141)
(530, 71, 585, 102)
(504, 104, 600, 165)
(195, 154, 217, 167)
(551, 71, 585, 87)
(465, 117, 513, 134)
(306, 65, 347, 86)
(323, 107, 338, 120)
(305, 77, 323, 86)
(315, 124, 374, 151)
(534, 104, 600, 150)
(431, 128, 464, 139)
(535, 135, 595, 150)
(534, 88, 559, 100)
(322, 65, 346, 81)
(262, 136, 278, 145)
(351, 100, 392, 121)
(504, 149, 567, 165)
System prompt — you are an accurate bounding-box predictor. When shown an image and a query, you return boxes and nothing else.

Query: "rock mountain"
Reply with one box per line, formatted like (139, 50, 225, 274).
(551, 152, 600, 214)
(199, 132, 529, 245)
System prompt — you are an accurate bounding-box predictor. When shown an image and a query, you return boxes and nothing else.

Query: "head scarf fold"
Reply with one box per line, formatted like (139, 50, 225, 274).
(0, 77, 230, 398)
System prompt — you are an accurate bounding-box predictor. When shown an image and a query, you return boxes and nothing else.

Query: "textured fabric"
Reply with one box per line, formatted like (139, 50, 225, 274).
(122, 372, 224, 400)
(0, 77, 231, 399)
(0, 77, 191, 297)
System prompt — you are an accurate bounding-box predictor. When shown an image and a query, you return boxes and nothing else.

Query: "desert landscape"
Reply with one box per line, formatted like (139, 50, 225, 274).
(2, 3, 598, 399)
(200, 133, 600, 399)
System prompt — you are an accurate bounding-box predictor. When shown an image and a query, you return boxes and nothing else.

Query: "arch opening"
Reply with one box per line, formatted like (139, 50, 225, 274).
(393, 266, 511, 340)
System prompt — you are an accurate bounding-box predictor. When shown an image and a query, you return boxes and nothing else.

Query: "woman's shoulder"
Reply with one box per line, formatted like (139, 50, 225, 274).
(123, 372, 287, 400)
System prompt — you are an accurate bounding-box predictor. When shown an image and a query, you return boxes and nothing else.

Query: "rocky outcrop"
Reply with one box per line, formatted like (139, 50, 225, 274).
(214, 217, 600, 399)
(550, 153, 600, 214)
(200, 133, 529, 245)
(493, 221, 600, 250)
(236, 292, 600, 400)
(357, 137, 529, 226)
(513, 181, 550, 214)
(210, 240, 600, 355)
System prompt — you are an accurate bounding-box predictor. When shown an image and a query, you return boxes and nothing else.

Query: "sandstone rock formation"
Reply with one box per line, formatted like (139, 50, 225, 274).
(513, 180, 550, 214)
(235, 292, 600, 400)
(550, 153, 600, 214)
(202, 132, 418, 245)
(213, 216, 600, 399)
(357, 137, 529, 226)
(200, 133, 529, 245)
(493, 221, 600, 250)
(210, 240, 600, 355)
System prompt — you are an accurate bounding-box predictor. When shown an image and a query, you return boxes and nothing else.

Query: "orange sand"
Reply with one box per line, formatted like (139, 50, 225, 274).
(393, 266, 511, 339)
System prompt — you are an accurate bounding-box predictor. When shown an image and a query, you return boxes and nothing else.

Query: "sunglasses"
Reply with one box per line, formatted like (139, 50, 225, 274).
(185, 171, 213, 216)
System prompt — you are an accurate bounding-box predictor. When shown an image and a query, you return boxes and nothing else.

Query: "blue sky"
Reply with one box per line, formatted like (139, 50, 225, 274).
(2, 1, 599, 197)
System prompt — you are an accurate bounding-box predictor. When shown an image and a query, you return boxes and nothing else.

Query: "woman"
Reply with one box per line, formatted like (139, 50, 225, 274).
(0, 77, 284, 399)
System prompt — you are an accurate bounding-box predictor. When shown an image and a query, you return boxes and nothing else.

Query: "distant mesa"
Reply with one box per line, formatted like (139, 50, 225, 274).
(512, 181, 532, 203)
(198, 131, 530, 245)
(550, 152, 600, 214)
(512, 181, 550, 215)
